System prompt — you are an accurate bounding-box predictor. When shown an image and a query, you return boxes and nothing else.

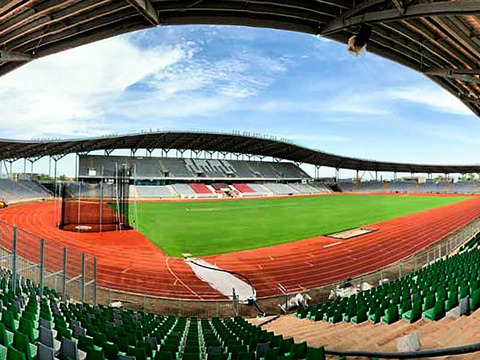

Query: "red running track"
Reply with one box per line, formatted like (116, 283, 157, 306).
(0, 196, 480, 299)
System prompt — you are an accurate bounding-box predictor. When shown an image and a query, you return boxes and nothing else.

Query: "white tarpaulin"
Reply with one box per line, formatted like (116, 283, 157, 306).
(186, 258, 255, 302)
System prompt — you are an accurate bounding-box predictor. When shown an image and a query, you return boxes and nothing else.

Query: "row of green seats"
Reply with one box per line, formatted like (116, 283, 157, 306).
(297, 247, 480, 325)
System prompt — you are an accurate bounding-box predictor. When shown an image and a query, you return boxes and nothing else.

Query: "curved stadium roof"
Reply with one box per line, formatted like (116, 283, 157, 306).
(2, 1, 480, 116)
(2, 130, 480, 174)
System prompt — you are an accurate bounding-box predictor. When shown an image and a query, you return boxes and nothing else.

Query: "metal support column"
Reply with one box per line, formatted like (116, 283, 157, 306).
(39, 239, 44, 297)
(75, 154, 78, 181)
(81, 253, 86, 302)
(93, 257, 97, 306)
(62, 247, 67, 301)
(11, 228, 17, 293)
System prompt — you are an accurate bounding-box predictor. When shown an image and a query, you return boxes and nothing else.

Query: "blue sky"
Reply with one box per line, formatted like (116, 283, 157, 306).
(1, 25, 480, 177)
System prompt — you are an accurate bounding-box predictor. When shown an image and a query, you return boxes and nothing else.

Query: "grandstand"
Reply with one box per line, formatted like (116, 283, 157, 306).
(0, 180, 51, 204)
(79, 156, 310, 181)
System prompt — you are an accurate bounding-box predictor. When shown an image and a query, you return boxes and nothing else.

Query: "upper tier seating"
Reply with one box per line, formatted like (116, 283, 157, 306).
(79, 156, 310, 180)
(297, 235, 480, 325)
(160, 158, 194, 178)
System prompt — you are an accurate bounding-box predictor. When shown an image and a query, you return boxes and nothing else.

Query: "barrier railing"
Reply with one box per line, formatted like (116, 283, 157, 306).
(0, 220, 97, 304)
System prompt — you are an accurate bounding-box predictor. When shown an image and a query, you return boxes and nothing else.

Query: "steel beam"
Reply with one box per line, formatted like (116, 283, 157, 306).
(424, 67, 480, 76)
(321, 0, 480, 35)
(125, 0, 160, 25)
(0, 50, 31, 62)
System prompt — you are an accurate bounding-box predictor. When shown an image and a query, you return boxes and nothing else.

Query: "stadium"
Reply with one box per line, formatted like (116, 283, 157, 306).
(2, 1, 480, 360)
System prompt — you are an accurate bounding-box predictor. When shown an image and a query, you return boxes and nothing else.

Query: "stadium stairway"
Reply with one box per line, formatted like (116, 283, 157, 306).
(261, 311, 480, 358)
(380, 183, 390, 192)
(167, 185, 180, 199)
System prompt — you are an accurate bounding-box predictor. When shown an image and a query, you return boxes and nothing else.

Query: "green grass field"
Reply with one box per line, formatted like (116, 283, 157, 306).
(131, 194, 470, 257)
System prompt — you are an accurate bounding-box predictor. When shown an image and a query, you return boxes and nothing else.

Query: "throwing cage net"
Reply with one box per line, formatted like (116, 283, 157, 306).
(58, 165, 132, 233)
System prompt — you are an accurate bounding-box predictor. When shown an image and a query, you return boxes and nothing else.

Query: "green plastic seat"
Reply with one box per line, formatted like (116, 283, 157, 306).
(102, 343, 118, 360)
(183, 353, 199, 360)
(306, 347, 325, 360)
(160, 344, 177, 355)
(238, 353, 255, 360)
(368, 308, 382, 324)
(155, 351, 173, 360)
(470, 288, 480, 311)
(0, 323, 10, 346)
(351, 308, 367, 324)
(207, 354, 226, 360)
(381, 305, 399, 325)
(445, 292, 459, 311)
(423, 300, 446, 321)
(288, 342, 307, 360)
(55, 326, 72, 341)
(93, 333, 107, 347)
(86, 347, 105, 360)
(7, 346, 25, 360)
(263, 348, 280, 360)
(18, 319, 36, 343)
(2, 311, 15, 332)
(402, 300, 422, 323)
(12, 332, 34, 360)
(116, 337, 129, 353)
(127, 347, 147, 360)
(78, 335, 95, 352)
(422, 294, 435, 312)
(280, 339, 294, 355)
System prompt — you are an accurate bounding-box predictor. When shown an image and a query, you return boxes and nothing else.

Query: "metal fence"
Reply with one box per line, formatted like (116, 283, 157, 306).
(0, 220, 97, 304)
(0, 214, 480, 318)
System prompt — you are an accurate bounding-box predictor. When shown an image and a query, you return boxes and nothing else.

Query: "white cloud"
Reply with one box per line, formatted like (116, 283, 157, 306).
(385, 85, 472, 115)
(0, 31, 290, 139)
(0, 36, 188, 138)
(258, 92, 391, 116)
